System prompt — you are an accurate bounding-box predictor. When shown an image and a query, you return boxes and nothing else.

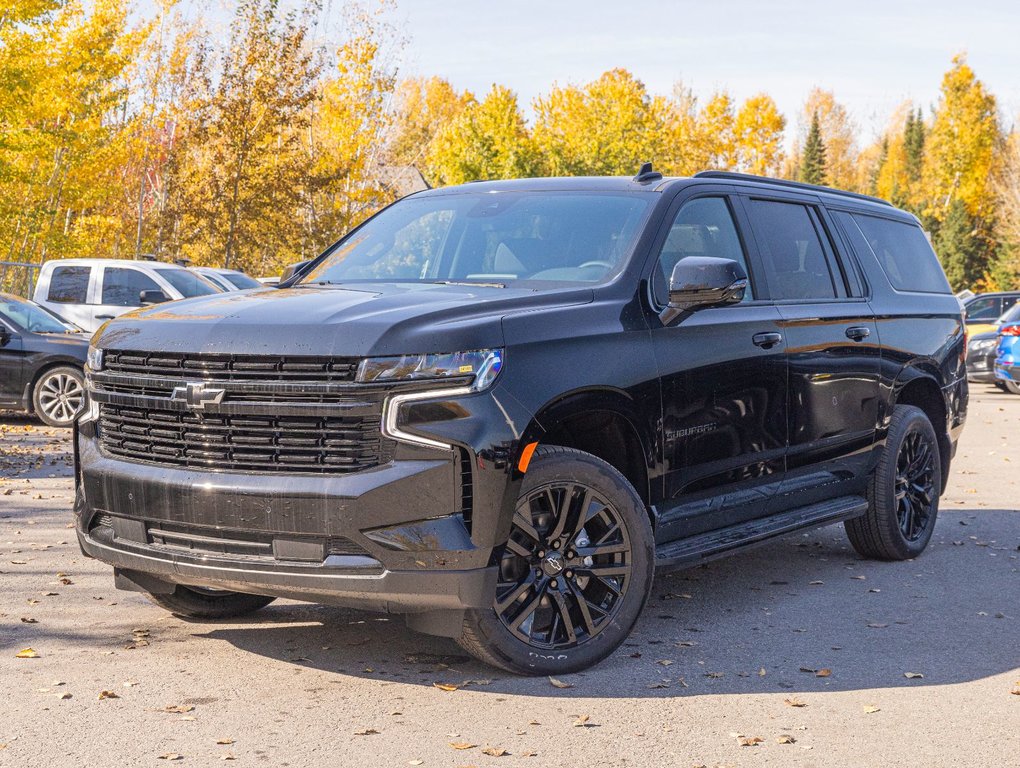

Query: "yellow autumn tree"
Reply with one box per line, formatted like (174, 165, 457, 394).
(389, 76, 472, 181)
(920, 54, 1000, 221)
(533, 69, 658, 177)
(794, 88, 858, 190)
(735, 93, 785, 175)
(427, 85, 537, 185)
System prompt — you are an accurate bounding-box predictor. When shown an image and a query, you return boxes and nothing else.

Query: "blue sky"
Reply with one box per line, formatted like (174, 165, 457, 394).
(388, 0, 1020, 140)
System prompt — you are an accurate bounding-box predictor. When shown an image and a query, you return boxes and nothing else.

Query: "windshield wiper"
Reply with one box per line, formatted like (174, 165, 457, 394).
(431, 280, 506, 289)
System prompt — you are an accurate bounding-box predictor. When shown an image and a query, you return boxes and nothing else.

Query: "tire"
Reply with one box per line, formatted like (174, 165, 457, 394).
(994, 381, 1007, 391)
(146, 585, 276, 619)
(1004, 379, 1020, 395)
(32, 365, 85, 428)
(458, 446, 654, 675)
(845, 405, 941, 561)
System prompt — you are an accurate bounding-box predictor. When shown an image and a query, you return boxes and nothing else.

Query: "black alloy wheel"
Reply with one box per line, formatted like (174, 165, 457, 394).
(496, 481, 631, 650)
(894, 430, 936, 542)
(457, 446, 653, 675)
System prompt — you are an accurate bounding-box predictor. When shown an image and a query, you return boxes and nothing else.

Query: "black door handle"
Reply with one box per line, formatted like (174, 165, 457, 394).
(846, 326, 871, 341)
(752, 332, 783, 349)
(95, 314, 115, 320)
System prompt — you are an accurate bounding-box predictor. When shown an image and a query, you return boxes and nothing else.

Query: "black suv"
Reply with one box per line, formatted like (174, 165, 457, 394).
(76, 169, 967, 674)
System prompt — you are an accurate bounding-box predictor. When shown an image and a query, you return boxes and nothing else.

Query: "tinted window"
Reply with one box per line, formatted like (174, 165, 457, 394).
(748, 201, 836, 300)
(653, 197, 751, 305)
(221, 272, 262, 290)
(101, 267, 161, 307)
(1001, 296, 1019, 317)
(154, 269, 219, 298)
(0, 296, 77, 333)
(850, 214, 952, 294)
(964, 296, 1001, 322)
(300, 193, 652, 288)
(1000, 302, 1020, 324)
(47, 266, 90, 304)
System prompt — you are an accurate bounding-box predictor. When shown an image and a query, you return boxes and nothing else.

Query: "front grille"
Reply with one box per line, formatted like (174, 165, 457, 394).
(143, 520, 371, 560)
(103, 350, 360, 382)
(98, 404, 383, 473)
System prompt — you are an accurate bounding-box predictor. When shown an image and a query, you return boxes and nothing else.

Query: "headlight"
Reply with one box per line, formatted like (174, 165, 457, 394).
(86, 344, 104, 372)
(970, 338, 996, 351)
(357, 349, 503, 391)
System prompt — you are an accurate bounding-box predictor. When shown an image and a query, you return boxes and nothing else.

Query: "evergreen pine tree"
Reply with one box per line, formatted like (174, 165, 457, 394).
(935, 198, 985, 289)
(800, 111, 827, 185)
(904, 107, 925, 182)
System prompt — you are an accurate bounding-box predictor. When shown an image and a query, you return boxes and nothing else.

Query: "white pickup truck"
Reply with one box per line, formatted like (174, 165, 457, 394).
(33, 259, 221, 333)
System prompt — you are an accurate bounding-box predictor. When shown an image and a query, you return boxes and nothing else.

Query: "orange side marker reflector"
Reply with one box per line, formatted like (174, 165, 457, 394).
(518, 441, 539, 474)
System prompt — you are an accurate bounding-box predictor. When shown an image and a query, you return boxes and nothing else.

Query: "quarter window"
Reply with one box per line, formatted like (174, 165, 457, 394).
(47, 266, 91, 304)
(653, 197, 751, 305)
(848, 213, 952, 294)
(748, 200, 836, 300)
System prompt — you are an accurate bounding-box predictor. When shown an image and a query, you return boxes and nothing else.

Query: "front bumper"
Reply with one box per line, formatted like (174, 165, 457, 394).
(74, 416, 505, 614)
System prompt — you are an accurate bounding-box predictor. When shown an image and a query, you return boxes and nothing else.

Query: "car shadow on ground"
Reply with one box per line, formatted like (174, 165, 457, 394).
(184, 509, 1018, 699)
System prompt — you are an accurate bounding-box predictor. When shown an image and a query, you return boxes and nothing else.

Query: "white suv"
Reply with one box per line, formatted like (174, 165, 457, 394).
(33, 259, 221, 333)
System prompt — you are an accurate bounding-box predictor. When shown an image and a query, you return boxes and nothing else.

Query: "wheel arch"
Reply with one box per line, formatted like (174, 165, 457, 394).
(891, 366, 951, 493)
(23, 358, 86, 413)
(519, 387, 656, 516)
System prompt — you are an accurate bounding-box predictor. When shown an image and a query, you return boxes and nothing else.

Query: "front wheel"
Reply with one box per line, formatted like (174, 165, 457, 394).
(146, 585, 276, 619)
(845, 405, 941, 560)
(32, 365, 85, 427)
(458, 446, 654, 675)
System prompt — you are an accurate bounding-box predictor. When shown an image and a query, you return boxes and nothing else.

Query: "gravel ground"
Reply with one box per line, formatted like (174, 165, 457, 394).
(1, 387, 1017, 767)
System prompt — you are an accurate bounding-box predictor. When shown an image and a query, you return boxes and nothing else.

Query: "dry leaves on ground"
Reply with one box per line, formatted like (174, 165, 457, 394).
(15, 648, 39, 658)
(777, 734, 796, 744)
(482, 746, 509, 756)
(449, 742, 477, 750)
(904, 672, 925, 679)
(784, 698, 807, 707)
(354, 728, 379, 736)
(98, 690, 120, 700)
(738, 736, 764, 747)
(863, 705, 881, 714)
(548, 677, 573, 689)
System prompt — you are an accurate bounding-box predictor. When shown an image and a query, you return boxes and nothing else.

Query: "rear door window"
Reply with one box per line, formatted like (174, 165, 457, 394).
(746, 200, 837, 300)
(101, 267, 162, 307)
(846, 213, 952, 294)
(47, 266, 91, 304)
(153, 269, 219, 298)
(963, 296, 1001, 321)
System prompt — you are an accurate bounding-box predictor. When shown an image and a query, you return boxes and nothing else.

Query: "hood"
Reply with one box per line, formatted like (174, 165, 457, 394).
(94, 282, 593, 357)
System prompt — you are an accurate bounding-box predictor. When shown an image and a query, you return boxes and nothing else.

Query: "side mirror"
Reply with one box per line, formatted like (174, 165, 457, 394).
(139, 290, 169, 306)
(660, 256, 748, 326)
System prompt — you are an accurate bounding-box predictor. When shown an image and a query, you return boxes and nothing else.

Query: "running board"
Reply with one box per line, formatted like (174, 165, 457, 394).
(654, 495, 868, 570)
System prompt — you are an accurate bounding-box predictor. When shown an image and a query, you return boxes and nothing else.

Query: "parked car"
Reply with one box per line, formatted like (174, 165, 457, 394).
(993, 304, 1020, 394)
(76, 169, 967, 674)
(963, 291, 1020, 336)
(0, 293, 89, 427)
(33, 259, 222, 333)
(966, 330, 1002, 387)
(191, 267, 264, 292)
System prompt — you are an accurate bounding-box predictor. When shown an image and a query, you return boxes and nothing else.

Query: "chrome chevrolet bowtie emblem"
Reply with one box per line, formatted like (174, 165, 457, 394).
(170, 381, 225, 410)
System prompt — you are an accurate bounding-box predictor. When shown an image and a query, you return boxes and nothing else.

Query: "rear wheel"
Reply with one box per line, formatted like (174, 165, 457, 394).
(845, 405, 941, 560)
(32, 365, 85, 427)
(458, 446, 653, 675)
(146, 585, 275, 619)
(1003, 379, 1020, 395)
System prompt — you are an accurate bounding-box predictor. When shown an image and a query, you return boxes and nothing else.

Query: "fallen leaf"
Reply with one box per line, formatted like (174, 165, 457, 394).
(449, 742, 477, 750)
(656, 659, 674, 667)
(704, 672, 724, 679)
(548, 677, 573, 689)
(815, 668, 832, 678)
(98, 690, 120, 700)
(808, 580, 824, 586)
(56, 692, 72, 700)
(777, 734, 797, 744)
(220, 755, 236, 761)
(573, 714, 593, 727)
(904, 672, 924, 679)
(784, 698, 807, 707)
(158, 755, 183, 761)
(408, 761, 424, 766)
(482, 747, 509, 756)
(433, 682, 460, 692)
(867, 623, 889, 629)
(738, 736, 764, 747)
(354, 728, 379, 736)
(15, 648, 39, 658)
(863, 705, 881, 714)
(647, 680, 670, 689)
(758, 667, 767, 677)
(216, 739, 235, 745)
(162, 705, 194, 713)
(20, 617, 38, 624)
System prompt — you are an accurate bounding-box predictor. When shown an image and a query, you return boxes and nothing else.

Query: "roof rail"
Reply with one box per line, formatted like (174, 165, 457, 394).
(693, 170, 893, 207)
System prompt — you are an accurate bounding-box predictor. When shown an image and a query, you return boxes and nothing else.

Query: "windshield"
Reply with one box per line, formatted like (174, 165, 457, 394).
(222, 271, 262, 290)
(0, 295, 79, 333)
(299, 192, 652, 288)
(155, 268, 220, 298)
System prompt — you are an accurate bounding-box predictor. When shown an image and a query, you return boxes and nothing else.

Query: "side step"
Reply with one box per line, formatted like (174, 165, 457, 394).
(654, 495, 868, 570)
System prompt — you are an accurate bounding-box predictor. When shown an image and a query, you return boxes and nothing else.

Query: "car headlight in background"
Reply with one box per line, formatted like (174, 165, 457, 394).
(357, 349, 503, 392)
(86, 344, 104, 372)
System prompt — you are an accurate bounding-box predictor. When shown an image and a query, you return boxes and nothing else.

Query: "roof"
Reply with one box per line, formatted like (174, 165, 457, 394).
(418, 176, 668, 195)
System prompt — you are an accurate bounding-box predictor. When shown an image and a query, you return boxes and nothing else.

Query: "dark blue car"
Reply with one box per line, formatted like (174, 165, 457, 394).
(994, 303, 1020, 394)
